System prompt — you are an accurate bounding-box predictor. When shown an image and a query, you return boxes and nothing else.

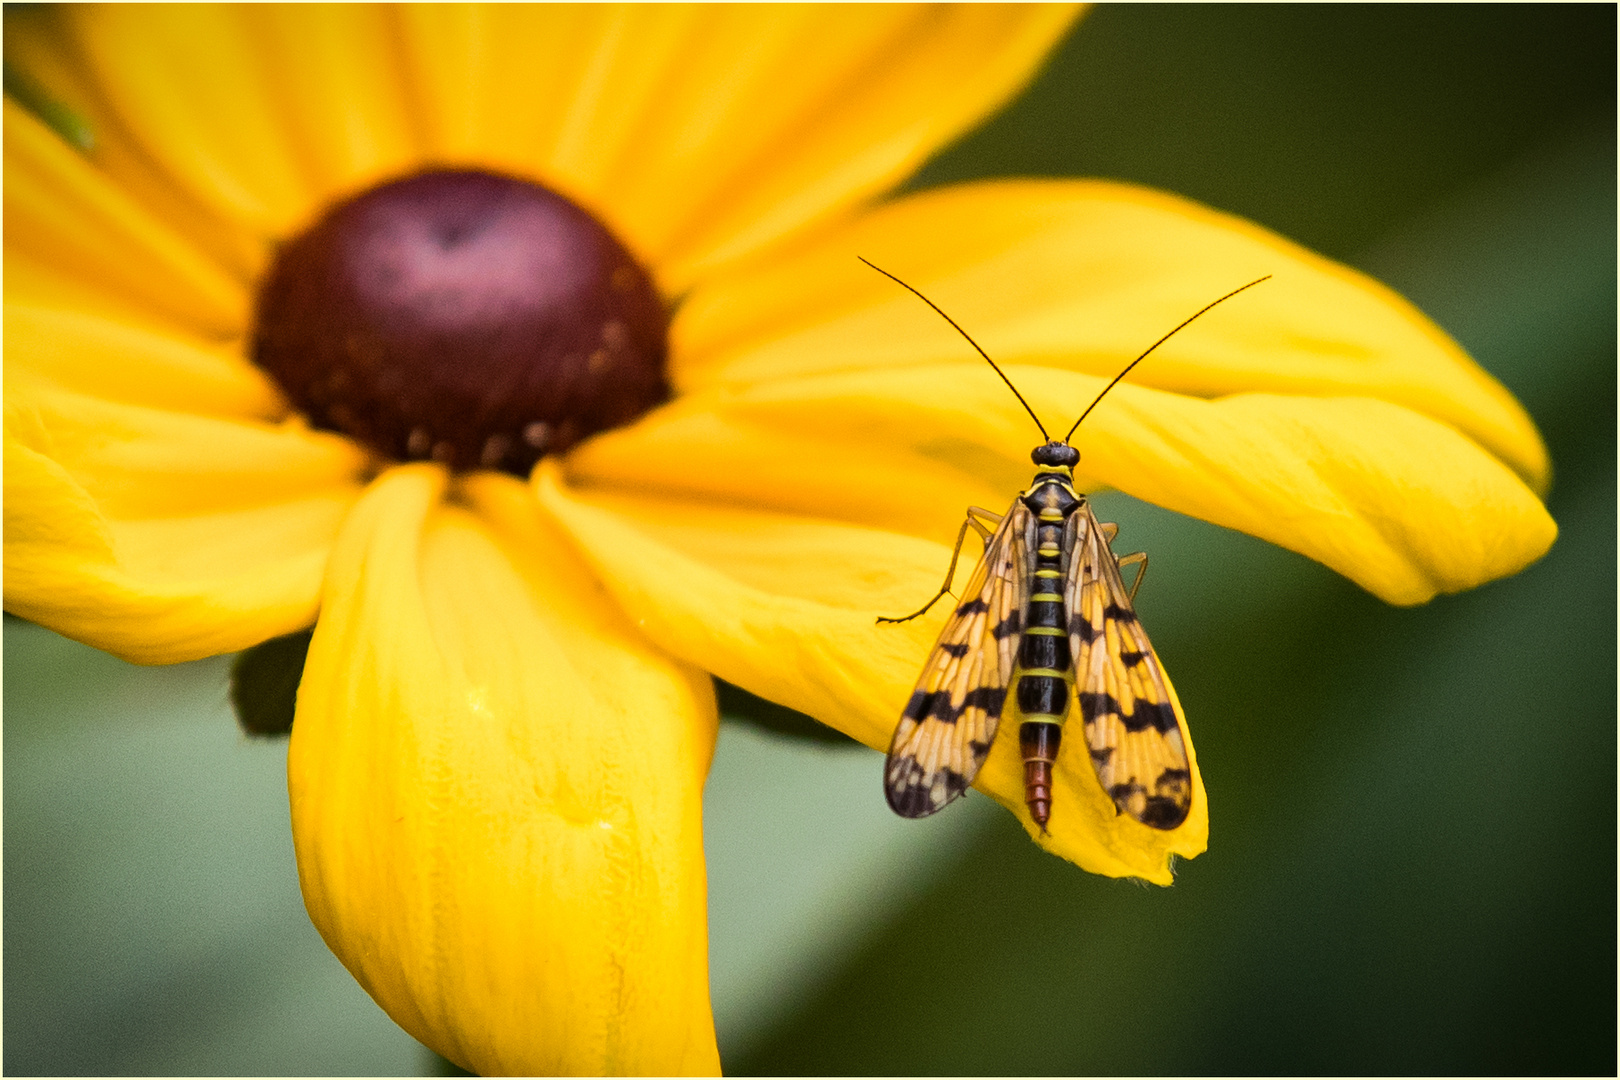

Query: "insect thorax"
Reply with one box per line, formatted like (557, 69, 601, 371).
(1021, 467, 1083, 518)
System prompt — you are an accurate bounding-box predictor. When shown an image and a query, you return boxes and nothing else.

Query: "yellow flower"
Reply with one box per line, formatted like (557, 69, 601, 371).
(2, 4, 1554, 1076)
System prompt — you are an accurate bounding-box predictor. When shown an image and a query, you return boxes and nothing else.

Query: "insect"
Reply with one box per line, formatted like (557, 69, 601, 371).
(868, 258, 1269, 832)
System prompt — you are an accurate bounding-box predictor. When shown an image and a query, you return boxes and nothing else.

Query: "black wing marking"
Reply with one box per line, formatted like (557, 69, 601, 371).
(886, 499, 1032, 817)
(1065, 503, 1192, 829)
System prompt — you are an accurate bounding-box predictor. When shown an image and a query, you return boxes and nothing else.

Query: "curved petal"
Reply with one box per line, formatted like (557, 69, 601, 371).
(4, 98, 249, 337)
(4, 6, 271, 283)
(566, 363, 1556, 606)
(673, 179, 1549, 492)
(395, 4, 1080, 290)
(3, 377, 366, 663)
(6, 301, 282, 419)
(1070, 385, 1559, 605)
(535, 461, 1201, 884)
(57, 4, 317, 237)
(289, 466, 719, 1075)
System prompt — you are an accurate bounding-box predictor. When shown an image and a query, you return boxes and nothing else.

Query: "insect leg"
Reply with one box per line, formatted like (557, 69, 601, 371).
(1116, 550, 1148, 604)
(1099, 521, 1119, 543)
(877, 506, 1003, 624)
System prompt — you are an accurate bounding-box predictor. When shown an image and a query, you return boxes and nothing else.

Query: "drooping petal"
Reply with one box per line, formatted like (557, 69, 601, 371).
(567, 363, 1556, 606)
(1060, 381, 1560, 605)
(289, 466, 719, 1075)
(4, 98, 249, 336)
(394, 4, 1080, 290)
(535, 462, 1202, 884)
(3, 377, 366, 663)
(673, 178, 1550, 492)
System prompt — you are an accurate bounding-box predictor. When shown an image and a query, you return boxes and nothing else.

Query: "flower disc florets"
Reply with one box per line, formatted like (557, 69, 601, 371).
(252, 169, 670, 476)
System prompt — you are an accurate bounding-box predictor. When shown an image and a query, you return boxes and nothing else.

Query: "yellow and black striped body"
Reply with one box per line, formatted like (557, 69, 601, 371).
(869, 261, 1264, 835)
(1013, 465, 1083, 828)
(884, 439, 1193, 832)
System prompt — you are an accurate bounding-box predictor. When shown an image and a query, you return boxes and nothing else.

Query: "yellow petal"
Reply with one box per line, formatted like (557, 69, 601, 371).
(6, 301, 281, 419)
(395, 4, 1079, 290)
(1073, 383, 1561, 605)
(673, 178, 1550, 492)
(60, 4, 317, 236)
(4, 6, 270, 282)
(395, 4, 632, 173)
(567, 363, 1556, 605)
(3, 378, 366, 663)
(566, 367, 1028, 548)
(237, 5, 421, 206)
(535, 461, 1199, 883)
(289, 466, 719, 1075)
(4, 98, 249, 336)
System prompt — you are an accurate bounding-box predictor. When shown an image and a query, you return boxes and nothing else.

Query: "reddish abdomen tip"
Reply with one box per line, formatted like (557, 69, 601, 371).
(1019, 721, 1062, 829)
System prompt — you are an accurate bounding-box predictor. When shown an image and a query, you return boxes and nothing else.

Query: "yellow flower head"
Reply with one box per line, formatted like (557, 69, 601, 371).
(3, 5, 1554, 1075)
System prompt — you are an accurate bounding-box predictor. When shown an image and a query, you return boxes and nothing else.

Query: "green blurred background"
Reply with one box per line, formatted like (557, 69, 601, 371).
(5, 6, 1614, 1075)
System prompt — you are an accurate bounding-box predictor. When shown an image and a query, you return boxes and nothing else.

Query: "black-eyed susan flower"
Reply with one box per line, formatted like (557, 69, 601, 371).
(3, 4, 1556, 1075)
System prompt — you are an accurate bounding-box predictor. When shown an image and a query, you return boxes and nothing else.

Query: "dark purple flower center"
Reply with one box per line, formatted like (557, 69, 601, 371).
(251, 169, 669, 476)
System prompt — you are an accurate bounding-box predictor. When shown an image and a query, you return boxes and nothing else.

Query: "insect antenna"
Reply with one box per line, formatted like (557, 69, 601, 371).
(859, 257, 1050, 442)
(1063, 275, 1271, 442)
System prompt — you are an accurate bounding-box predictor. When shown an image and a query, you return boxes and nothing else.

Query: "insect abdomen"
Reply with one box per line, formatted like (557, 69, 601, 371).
(1019, 719, 1062, 828)
(1016, 493, 1076, 829)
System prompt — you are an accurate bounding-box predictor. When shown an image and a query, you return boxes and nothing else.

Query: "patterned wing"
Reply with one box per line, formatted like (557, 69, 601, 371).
(885, 500, 1032, 817)
(1065, 503, 1193, 829)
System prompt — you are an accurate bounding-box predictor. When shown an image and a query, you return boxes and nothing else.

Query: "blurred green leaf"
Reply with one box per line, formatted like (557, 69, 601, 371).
(229, 629, 313, 738)
(4, 61, 94, 152)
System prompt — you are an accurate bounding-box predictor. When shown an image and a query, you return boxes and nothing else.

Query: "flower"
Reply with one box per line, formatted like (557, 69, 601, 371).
(3, 4, 1555, 1076)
